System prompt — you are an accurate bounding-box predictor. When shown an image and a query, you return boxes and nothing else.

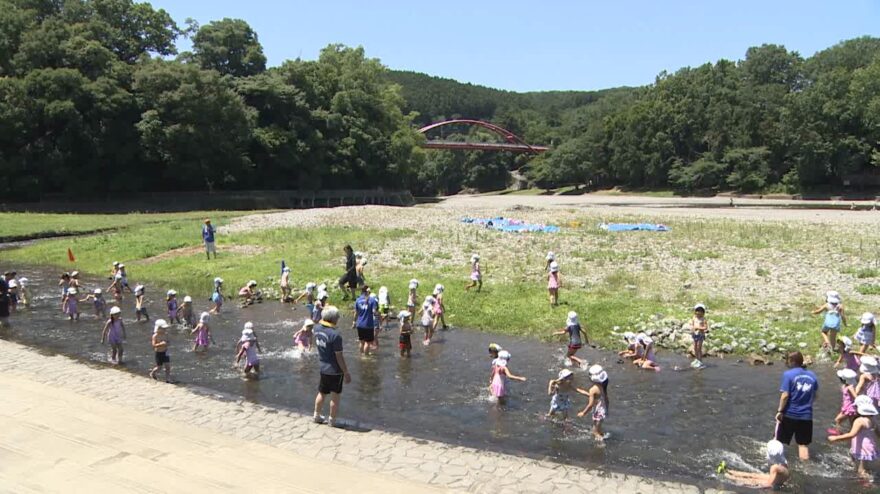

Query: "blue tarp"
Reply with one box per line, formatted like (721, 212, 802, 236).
(600, 223, 670, 232)
(461, 217, 560, 233)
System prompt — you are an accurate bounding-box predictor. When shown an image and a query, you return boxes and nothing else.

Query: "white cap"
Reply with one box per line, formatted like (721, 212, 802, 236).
(546, 252, 555, 261)
(379, 286, 388, 294)
(248, 280, 257, 287)
(354, 251, 363, 258)
(566, 311, 579, 327)
(167, 289, 176, 296)
(109, 306, 122, 315)
(498, 350, 511, 360)
(134, 284, 145, 294)
(302, 319, 315, 327)
(113, 261, 120, 267)
(70, 271, 79, 277)
(214, 277, 223, 285)
(183, 295, 192, 303)
(317, 290, 328, 301)
(861, 312, 876, 325)
(471, 254, 480, 262)
(549, 261, 559, 273)
(17, 277, 27, 285)
(117, 264, 124, 268)
(855, 395, 879, 416)
(199, 312, 210, 323)
(766, 439, 786, 465)
(637, 333, 653, 345)
(92, 288, 101, 295)
(244, 322, 254, 331)
(317, 283, 327, 292)
(398, 310, 411, 320)
(282, 266, 290, 272)
(837, 368, 858, 384)
(840, 335, 853, 352)
(860, 355, 879, 374)
(409, 279, 419, 289)
(424, 295, 436, 305)
(154, 319, 169, 330)
(694, 303, 706, 311)
(7, 280, 17, 288)
(589, 365, 608, 383)
(623, 331, 636, 343)
(434, 284, 444, 293)
(557, 369, 573, 380)
(67, 287, 77, 295)
(826, 290, 841, 304)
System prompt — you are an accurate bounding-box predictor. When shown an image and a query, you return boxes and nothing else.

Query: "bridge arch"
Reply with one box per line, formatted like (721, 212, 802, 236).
(417, 119, 548, 153)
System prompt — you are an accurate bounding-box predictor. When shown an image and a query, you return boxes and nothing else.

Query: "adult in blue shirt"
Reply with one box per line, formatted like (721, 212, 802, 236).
(313, 306, 350, 428)
(775, 351, 818, 460)
(353, 285, 378, 355)
(202, 219, 216, 260)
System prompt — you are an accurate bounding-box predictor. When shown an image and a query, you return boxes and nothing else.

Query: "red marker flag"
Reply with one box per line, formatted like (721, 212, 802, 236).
(67, 248, 76, 263)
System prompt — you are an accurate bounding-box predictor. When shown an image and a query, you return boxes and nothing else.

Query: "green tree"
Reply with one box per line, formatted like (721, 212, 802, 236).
(192, 18, 266, 77)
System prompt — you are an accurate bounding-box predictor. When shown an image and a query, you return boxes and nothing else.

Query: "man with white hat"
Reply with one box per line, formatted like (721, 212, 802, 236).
(775, 351, 818, 460)
(314, 306, 351, 428)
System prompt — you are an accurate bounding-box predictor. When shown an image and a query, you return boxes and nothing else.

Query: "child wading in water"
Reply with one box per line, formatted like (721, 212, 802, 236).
(553, 311, 588, 367)
(634, 333, 660, 371)
(82, 288, 107, 319)
(59, 272, 71, 310)
(432, 284, 447, 332)
(100, 306, 126, 364)
(378, 286, 392, 333)
(828, 395, 880, 479)
(489, 351, 526, 406)
(398, 310, 413, 357)
(829, 368, 859, 435)
(166, 290, 180, 324)
(835, 336, 863, 373)
(856, 355, 880, 406)
(16, 277, 29, 307)
(465, 254, 482, 292)
(691, 304, 708, 368)
(210, 277, 224, 314)
(280, 266, 292, 302)
(720, 439, 790, 490)
(294, 282, 317, 316)
(420, 295, 436, 345)
(63, 287, 80, 321)
(312, 291, 328, 323)
(235, 324, 262, 378)
(813, 290, 846, 351)
(179, 296, 195, 328)
(854, 312, 876, 354)
(407, 279, 418, 313)
(134, 284, 149, 322)
(150, 319, 172, 382)
(191, 312, 214, 352)
(547, 261, 560, 306)
(293, 319, 315, 353)
(547, 369, 590, 421)
(578, 365, 609, 441)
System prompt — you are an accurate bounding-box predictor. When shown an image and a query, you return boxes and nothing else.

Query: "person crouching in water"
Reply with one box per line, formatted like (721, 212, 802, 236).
(100, 306, 126, 364)
(720, 439, 789, 489)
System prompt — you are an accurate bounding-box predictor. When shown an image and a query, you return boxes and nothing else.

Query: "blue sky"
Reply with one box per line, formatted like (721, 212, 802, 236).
(149, 0, 879, 92)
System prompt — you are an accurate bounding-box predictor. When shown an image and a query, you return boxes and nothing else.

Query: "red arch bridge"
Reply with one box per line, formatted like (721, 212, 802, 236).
(417, 119, 549, 153)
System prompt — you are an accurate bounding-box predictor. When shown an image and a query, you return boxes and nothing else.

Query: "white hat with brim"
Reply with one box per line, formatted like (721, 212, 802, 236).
(244, 322, 254, 331)
(184, 296, 192, 303)
(282, 267, 290, 272)
(8, 280, 17, 288)
(861, 313, 876, 325)
(766, 440, 786, 464)
(167, 290, 176, 296)
(838, 368, 858, 384)
(70, 271, 79, 277)
(248, 280, 257, 287)
(558, 369, 573, 380)
(623, 331, 636, 342)
(303, 319, 315, 327)
(409, 279, 419, 289)
(67, 288, 77, 295)
(857, 397, 879, 416)
(861, 355, 879, 374)
(109, 306, 121, 315)
(154, 319, 169, 330)
(214, 277, 224, 285)
(840, 335, 853, 352)
(397, 310, 411, 320)
(590, 369, 608, 383)
(694, 303, 706, 312)
(546, 252, 555, 261)
(94, 288, 102, 295)
(566, 311, 579, 327)
(498, 350, 511, 360)
(827, 295, 841, 305)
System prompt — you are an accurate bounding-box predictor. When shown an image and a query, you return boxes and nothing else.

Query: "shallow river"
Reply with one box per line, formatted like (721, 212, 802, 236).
(0, 269, 869, 492)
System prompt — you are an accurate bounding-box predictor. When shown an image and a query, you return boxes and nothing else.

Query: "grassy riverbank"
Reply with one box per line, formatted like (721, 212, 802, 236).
(1, 204, 879, 357)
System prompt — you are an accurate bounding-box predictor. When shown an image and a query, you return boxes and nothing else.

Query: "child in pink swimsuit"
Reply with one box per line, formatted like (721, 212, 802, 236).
(465, 254, 482, 292)
(489, 351, 526, 406)
(100, 306, 126, 364)
(547, 261, 560, 306)
(829, 368, 858, 435)
(829, 395, 879, 479)
(293, 319, 315, 352)
(191, 312, 213, 352)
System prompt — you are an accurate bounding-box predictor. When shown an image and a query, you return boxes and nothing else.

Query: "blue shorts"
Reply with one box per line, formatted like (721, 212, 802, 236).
(692, 332, 705, 342)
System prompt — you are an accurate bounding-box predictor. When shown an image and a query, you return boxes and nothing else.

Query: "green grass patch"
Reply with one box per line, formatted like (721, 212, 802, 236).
(675, 250, 721, 261)
(857, 284, 880, 296)
(842, 267, 880, 279)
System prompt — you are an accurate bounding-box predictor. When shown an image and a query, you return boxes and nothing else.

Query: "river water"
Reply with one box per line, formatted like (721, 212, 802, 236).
(0, 269, 868, 492)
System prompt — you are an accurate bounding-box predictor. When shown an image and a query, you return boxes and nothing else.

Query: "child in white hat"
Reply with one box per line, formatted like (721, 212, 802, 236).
(634, 333, 660, 371)
(280, 266, 292, 302)
(293, 282, 317, 315)
(239, 280, 259, 306)
(855, 355, 880, 406)
(431, 284, 447, 333)
(293, 319, 315, 353)
(489, 350, 527, 405)
(406, 279, 419, 313)
(190, 312, 214, 352)
(829, 368, 859, 435)
(691, 304, 708, 368)
(166, 290, 180, 324)
(179, 295, 195, 327)
(547, 261, 561, 306)
(465, 254, 482, 292)
(618, 332, 639, 360)
(420, 295, 436, 345)
(854, 312, 877, 354)
(812, 290, 847, 351)
(63, 287, 80, 321)
(16, 277, 29, 307)
(81, 288, 107, 319)
(552, 311, 589, 368)
(210, 277, 224, 314)
(397, 310, 413, 357)
(835, 335, 863, 374)
(149, 319, 172, 381)
(578, 365, 609, 441)
(547, 369, 589, 421)
(134, 284, 149, 322)
(100, 306, 126, 364)
(722, 439, 789, 489)
(829, 395, 879, 478)
(377, 286, 392, 333)
(235, 323, 261, 377)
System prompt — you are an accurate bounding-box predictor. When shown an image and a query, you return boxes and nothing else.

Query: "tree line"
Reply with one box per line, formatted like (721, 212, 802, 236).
(1, 1, 877, 199)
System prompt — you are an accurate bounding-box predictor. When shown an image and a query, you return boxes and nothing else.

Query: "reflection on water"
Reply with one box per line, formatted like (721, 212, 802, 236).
(0, 268, 870, 492)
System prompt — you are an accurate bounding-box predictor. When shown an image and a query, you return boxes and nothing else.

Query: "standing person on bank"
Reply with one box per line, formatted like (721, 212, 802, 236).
(338, 245, 357, 301)
(202, 219, 217, 260)
(313, 306, 351, 428)
(775, 351, 819, 460)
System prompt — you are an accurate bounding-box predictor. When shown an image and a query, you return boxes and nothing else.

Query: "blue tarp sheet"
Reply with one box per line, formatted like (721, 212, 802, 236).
(461, 217, 560, 233)
(600, 223, 670, 232)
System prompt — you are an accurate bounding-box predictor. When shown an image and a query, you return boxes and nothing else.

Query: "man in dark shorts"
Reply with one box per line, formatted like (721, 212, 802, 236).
(775, 351, 818, 460)
(353, 285, 378, 355)
(0, 276, 10, 325)
(337, 245, 357, 301)
(313, 306, 350, 427)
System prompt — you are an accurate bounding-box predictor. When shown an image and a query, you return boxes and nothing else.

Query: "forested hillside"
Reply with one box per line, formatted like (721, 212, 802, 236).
(0, 0, 877, 199)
